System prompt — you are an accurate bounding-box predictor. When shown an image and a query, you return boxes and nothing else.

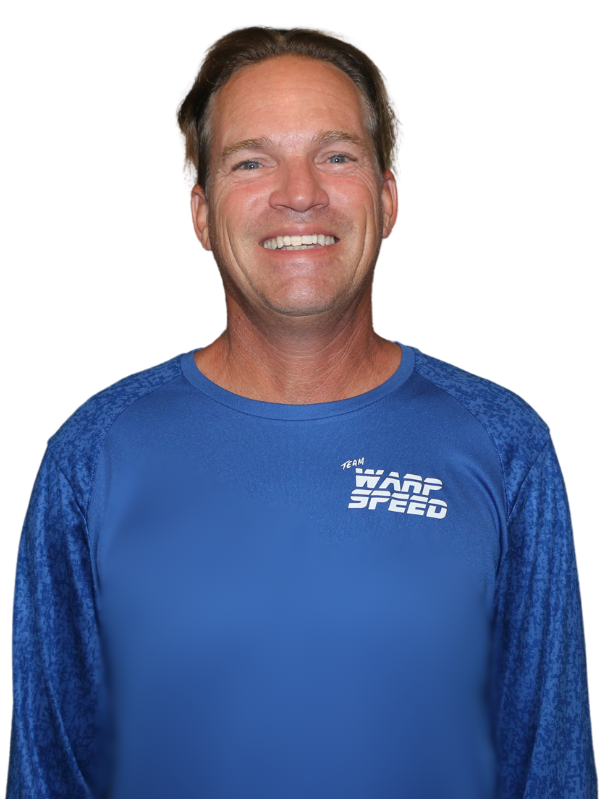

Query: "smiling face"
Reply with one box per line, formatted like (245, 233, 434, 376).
(191, 55, 397, 319)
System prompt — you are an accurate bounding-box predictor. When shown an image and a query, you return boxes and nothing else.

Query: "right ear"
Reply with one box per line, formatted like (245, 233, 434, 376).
(191, 184, 212, 251)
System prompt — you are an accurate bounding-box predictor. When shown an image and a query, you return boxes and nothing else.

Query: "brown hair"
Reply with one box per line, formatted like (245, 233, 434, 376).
(177, 27, 398, 191)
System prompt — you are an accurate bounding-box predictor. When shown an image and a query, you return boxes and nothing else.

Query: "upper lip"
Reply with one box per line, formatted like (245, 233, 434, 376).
(259, 227, 338, 243)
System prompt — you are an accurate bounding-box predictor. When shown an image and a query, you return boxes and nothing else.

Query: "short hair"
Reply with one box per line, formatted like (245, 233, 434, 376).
(177, 27, 399, 191)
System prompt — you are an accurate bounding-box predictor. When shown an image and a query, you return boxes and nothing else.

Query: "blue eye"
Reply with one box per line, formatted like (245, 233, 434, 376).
(238, 161, 261, 170)
(328, 155, 349, 164)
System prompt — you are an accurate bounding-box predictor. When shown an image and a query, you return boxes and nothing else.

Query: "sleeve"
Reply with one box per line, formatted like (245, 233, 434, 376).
(6, 449, 109, 798)
(492, 437, 597, 798)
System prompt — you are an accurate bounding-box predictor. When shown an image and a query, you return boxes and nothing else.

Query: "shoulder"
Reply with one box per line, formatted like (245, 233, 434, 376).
(47, 353, 184, 512)
(411, 348, 549, 447)
(411, 347, 550, 517)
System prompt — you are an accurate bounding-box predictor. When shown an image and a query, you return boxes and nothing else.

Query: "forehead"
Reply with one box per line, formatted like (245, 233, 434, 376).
(210, 56, 370, 151)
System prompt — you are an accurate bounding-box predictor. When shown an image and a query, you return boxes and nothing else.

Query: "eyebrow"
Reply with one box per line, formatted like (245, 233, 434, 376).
(219, 130, 367, 162)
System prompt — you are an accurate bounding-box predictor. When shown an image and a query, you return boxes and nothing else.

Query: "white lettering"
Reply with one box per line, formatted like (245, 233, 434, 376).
(388, 492, 408, 513)
(348, 489, 372, 509)
(341, 458, 365, 470)
(345, 465, 447, 520)
(356, 469, 384, 489)
(368, 490, 391, 509)
(402, 474, 423, 494)
(426, 499, 447, 519)
(422, 478, 443, 496)
(407, 500, 427, 515)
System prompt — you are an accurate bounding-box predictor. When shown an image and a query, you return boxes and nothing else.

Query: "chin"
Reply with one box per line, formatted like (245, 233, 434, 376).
(263, 294, 341, 318)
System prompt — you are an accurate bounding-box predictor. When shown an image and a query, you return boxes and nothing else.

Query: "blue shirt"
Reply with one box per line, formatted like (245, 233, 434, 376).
(7, 346, 597, 798)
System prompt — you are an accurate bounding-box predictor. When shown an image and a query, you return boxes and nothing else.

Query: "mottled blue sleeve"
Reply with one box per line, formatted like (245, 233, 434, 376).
(493, 438, 597, 798)
(6, 450, 107, 798)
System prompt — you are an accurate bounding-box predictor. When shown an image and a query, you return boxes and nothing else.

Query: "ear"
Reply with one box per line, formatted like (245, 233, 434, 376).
(381, 170, 398, 238)
(191, 184, 212, 251)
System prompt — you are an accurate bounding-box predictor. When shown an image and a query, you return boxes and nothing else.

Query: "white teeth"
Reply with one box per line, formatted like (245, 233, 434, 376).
(262, 234, 337, 250)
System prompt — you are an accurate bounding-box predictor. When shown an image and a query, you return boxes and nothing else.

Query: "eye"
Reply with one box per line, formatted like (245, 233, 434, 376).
(235, 160, 261, 171)
(327, 154, 350, 164)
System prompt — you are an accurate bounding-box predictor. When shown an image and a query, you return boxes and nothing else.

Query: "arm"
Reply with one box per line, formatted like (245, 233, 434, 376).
(492, 438, 597, 798)
(6, 450, 108, 798)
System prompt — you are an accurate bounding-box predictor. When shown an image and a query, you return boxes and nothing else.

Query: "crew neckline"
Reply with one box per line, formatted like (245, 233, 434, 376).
(180, 344, 415, 421)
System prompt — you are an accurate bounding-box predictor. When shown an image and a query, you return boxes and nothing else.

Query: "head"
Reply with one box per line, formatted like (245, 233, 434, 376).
(175, 25, 403, 196)
(178, 27, 399, 320)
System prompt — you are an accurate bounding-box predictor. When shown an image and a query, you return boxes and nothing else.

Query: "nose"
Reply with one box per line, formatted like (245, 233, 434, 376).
(269, 157, 329, 213)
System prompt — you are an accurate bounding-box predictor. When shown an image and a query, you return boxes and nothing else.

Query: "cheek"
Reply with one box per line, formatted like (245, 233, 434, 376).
(215, 183, 272, 237)
(329, 176, 381, 219)
(335, 191, 380, 235)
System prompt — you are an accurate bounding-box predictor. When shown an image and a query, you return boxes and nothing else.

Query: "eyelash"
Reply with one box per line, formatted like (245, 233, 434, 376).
(231, 152, 357, 171)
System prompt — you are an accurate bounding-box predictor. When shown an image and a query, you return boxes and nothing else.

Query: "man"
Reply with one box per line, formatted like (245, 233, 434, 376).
(7, 27, 596, 799)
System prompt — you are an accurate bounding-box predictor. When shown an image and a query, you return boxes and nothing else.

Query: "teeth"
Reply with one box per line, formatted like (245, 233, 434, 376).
(262, 234, 337, 250)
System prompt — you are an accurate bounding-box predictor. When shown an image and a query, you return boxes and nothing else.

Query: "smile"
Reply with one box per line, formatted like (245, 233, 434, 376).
(261, 234, 338, 250)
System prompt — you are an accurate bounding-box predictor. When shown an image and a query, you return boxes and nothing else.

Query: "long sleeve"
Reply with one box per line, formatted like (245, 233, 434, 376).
(492, 438, 597, 798)
(6, 449, 108, 798)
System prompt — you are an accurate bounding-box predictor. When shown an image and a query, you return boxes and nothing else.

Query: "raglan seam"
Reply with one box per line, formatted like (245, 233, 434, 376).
(82, 372, 182, 521)
(48, 449, 87, 529)
(506, 437, 551, 525)
(47, 362, 182, 524)
(413, 358, 551, 520)
(414, 367, 508, 523)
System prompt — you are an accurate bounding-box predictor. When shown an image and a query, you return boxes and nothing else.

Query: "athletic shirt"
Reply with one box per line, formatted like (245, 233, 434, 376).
(7, 346, 597, 798)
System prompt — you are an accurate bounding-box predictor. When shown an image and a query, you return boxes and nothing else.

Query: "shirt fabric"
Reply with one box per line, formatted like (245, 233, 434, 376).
(7, 345, 597, 798)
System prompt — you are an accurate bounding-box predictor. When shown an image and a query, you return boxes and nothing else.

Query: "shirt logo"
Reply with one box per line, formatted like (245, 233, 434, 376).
(347, 468, 447, 519)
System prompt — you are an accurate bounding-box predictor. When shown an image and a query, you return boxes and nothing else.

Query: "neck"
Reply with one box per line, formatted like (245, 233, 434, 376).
(194, 291, 401, 404)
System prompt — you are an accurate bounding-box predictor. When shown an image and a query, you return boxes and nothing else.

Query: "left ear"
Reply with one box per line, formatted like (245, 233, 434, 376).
(381, 170, 398, 238)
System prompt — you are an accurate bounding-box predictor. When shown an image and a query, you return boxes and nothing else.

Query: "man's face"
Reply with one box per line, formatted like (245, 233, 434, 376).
(192, 56, 397, 319)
